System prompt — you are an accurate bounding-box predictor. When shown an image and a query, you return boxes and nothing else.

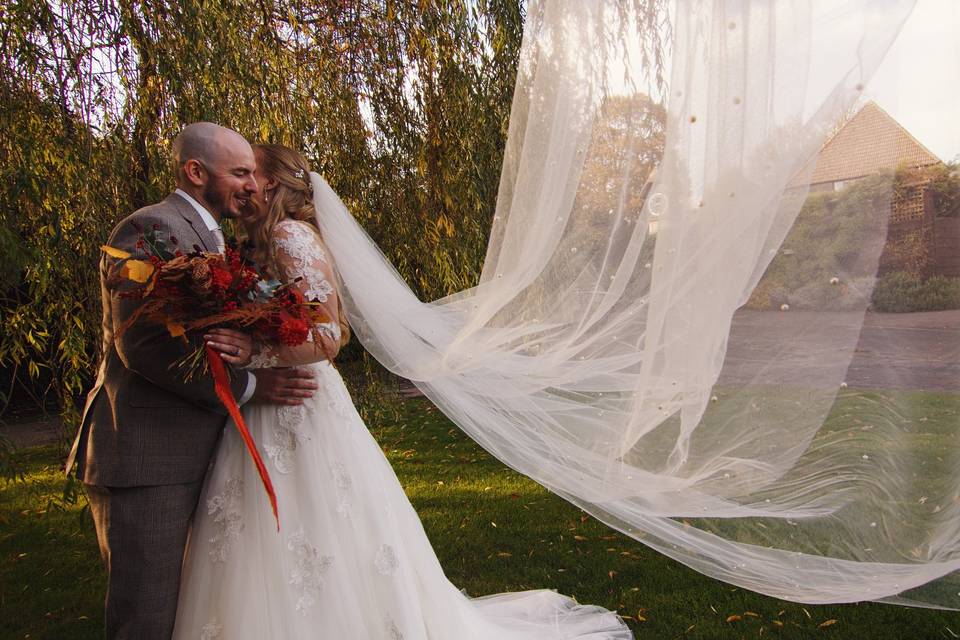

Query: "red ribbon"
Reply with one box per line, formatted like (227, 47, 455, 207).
(206, 345, 279, 530)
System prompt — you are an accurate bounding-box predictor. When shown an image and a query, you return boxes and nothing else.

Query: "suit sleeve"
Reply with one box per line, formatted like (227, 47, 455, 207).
(107, 213, 251, 413)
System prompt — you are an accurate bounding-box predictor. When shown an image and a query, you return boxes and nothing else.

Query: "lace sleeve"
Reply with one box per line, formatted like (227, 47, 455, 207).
(247, 220, 342, 369)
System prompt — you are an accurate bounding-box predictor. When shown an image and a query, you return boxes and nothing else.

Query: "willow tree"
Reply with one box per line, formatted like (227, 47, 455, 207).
(0, 0, 524, 434)
(1, 0, 669, 444)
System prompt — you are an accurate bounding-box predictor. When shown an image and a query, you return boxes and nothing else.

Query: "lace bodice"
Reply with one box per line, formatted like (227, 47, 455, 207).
(248, 219, 342, 369)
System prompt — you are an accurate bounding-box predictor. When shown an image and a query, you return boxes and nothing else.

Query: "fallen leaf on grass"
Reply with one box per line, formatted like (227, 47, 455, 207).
(726, 615, 742, 623)
(818, 619, 838, 629)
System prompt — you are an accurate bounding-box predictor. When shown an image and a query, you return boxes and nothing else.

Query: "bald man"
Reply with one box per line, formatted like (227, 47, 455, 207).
(67, 123, 318, 639)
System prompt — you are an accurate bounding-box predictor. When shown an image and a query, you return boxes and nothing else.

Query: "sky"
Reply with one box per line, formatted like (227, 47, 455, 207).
(866, 0, 960, 162)
(608, 0, 960, 164)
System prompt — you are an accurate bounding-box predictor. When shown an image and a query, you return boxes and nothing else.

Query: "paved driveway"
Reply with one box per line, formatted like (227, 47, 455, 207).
(720, 309, 960, 392)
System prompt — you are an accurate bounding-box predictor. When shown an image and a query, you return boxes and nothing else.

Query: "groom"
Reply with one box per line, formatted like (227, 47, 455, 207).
(67, 123, 317, 639)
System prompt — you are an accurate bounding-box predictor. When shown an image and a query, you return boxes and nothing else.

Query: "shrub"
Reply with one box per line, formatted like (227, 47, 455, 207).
(872, 271, 960, 313)
(746, 175, 890, 310)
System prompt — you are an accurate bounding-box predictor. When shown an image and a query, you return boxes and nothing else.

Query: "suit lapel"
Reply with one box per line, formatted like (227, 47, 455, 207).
(165, 192, 216, 252)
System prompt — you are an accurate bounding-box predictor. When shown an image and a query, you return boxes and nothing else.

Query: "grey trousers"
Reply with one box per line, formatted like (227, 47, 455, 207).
(85, 481, 204, 640)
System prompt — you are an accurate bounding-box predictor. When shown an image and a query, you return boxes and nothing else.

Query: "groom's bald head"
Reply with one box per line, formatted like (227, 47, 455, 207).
(171, 122, 258, 220)
(172, 122, 250, 184)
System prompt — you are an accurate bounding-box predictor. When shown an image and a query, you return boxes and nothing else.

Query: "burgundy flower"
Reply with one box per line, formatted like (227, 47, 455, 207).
(283, 287, 305, 307)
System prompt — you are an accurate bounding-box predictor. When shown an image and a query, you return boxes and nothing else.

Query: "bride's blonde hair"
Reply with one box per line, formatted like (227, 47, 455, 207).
(251, 143, 350, 348)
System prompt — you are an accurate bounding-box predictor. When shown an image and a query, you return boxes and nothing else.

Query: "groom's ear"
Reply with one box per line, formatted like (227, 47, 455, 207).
(182, 158, 207, 187)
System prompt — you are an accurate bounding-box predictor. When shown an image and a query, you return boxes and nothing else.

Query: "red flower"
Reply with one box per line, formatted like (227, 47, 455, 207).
(226, 248, 242, 270)
(277, 314, 309, 346)
(211, 267, 233, 290)
(282, 287, 305, 308)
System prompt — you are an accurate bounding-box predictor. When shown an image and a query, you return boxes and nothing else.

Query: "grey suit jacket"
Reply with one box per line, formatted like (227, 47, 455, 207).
(67, 193, 252, 486)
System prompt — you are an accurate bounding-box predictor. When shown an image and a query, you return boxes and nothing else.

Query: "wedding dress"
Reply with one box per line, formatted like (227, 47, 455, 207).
(172, 218, 632, 639)
(173, 0, 957, 613)
(299, 1, 960, 609)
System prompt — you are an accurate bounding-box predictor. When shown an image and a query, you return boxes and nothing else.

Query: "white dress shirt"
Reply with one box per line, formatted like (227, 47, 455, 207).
(173, 189, 256, 404)
(175, 188, 225, 252)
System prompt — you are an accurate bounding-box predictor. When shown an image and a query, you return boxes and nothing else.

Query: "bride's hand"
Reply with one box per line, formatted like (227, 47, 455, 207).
(205, 328, 254, 367)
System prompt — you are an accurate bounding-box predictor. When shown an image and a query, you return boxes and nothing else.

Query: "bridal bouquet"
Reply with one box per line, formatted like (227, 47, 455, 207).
(102, 223, 330, 528)
(105, 224, 328, 360)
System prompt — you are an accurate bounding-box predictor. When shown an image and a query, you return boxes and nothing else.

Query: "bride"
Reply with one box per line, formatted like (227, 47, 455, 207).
(172, 143, 633, 639)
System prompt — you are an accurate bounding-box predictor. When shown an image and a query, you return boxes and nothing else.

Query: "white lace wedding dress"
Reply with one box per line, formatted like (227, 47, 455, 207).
(173, 219, 632, 639)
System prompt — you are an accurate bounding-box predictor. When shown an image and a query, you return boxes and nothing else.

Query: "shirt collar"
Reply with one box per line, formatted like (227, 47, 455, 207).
(174, 188, 220, 232)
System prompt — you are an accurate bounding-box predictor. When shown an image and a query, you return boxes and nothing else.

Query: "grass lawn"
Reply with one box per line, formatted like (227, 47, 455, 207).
(3, 396, 960, 639)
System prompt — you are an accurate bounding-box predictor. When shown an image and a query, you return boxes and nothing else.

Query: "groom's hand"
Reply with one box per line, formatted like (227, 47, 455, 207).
(251, 368, 318, 406)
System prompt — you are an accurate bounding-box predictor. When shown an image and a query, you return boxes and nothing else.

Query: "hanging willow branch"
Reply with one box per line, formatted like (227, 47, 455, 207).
(0, 0, 671, 439)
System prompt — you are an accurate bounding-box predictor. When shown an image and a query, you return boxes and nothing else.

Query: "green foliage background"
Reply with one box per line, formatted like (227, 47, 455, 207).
(0, 0, 526, 432)
(747, 166, 960, 313)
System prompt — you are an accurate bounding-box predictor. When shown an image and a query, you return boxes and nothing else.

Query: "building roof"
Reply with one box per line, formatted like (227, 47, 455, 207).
(796, 101, 942, 187)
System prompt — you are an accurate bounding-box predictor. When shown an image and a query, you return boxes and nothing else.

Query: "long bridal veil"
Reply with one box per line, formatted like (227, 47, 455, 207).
(313, 0, 960, 607)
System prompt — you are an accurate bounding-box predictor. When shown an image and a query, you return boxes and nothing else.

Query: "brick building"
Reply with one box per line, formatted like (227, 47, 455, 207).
(793, 101, 952, 277)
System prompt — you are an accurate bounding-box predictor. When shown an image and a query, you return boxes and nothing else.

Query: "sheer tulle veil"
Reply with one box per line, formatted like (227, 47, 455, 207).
(310, 0, 960, 607)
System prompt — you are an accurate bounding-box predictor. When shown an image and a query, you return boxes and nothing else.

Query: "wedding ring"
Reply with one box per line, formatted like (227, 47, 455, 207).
(234, 347, 241, 356)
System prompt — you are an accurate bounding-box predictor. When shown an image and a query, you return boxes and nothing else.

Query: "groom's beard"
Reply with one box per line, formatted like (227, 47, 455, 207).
(203, 176, 234, 219)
